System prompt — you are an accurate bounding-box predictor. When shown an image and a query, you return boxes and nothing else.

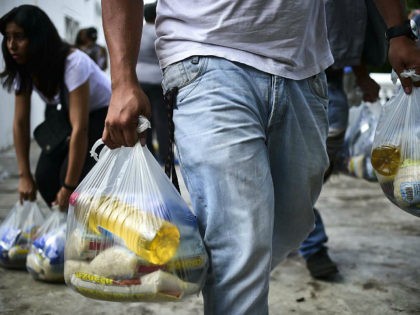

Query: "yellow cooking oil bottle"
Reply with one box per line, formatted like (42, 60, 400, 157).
(371, 144, 401, 176)
(78, 195, 180, 265)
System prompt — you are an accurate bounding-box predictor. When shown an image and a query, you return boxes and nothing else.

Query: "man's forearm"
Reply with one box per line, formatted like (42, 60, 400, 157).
(101, 0, 143, 87)
(374, 0, 407, 27)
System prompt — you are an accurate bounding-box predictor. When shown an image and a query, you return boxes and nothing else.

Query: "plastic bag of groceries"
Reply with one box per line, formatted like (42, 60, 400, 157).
(27, 207, 67, 282)
(336, 101, 381, 181)
(64, 118, 208, 302)
(0, 201, 48, 269)
(371, 70, 420, 217)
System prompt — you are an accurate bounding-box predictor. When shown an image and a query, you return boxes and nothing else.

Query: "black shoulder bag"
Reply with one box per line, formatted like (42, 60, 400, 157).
(33, 84, 72, 154)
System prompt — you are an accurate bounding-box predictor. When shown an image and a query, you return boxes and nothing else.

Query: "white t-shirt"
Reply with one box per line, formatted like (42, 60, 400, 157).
(32, 49, 111, 111)
(156, 0, 333, 80)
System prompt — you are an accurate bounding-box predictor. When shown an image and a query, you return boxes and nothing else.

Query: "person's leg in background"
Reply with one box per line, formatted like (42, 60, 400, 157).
(79, 106, 108, 177)
(55, 106, 108, 202)
(298, 68, 348, 280)
(141, 83, 169, 164)
(141, 84, 156, 157)
(298, 208, 338, 279)
(34, 106, 70, 206)
(150, 84, 169, 163)
(34, 145, 68, 207)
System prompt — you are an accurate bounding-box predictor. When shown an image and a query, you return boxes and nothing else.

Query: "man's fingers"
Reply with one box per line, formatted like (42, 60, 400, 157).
(103, 122, 126, 148)
(399, 76, 413, 94)
(102, 126, 118, 149)
(108, 124, 125, 145)
(123, 129, 140, 147)
(20, 192, 31, 201)
(103, 121, 139, 148)
(29, 192, 36, 201)
(139, 131, 147, 147)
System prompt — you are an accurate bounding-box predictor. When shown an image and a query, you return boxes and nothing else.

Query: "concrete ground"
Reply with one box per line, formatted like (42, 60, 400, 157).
(0, 142, 419, 315)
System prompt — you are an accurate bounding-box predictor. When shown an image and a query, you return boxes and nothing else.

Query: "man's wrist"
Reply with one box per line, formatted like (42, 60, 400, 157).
(62, 182, 78, 191)
(111, 73, 139, 90)
(18, 171, 31, 178)
(385, 19, 419, 41)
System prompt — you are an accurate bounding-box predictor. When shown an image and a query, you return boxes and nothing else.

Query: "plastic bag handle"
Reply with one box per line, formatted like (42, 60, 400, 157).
(90, 139, 104, 161)
(90, 116, 151, 162)
(137, 115, 151, 133)
(391, 69, 420, 84)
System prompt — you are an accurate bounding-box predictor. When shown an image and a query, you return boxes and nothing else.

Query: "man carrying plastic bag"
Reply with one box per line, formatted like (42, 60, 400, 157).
(99, 1, 420, 314)
(64, 117, 208, 301)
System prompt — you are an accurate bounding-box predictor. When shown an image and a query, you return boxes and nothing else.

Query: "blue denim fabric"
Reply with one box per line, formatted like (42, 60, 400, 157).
(298, 208, 328, 259)
(162, 56, 329, 315)
(326, 74, 349, 140)
(299, 73, 348, 260)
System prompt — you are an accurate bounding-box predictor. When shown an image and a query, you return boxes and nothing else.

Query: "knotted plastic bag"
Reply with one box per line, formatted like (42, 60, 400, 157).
(0, 201, 49, 269)
(336, 101, 381, 181)
(27, 207, 67, 282)
(64, 118, 208, 302)
(371, 71, 420, 217)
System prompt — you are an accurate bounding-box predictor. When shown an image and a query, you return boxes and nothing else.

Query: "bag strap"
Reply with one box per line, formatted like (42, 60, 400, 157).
(164, 87, 181, 194)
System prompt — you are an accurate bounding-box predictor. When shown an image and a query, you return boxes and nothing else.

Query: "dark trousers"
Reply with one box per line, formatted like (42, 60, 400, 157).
(34, 106, 108, 206)
(141, 83, 169, 164)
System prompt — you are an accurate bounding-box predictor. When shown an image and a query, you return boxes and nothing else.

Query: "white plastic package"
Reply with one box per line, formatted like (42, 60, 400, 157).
(27, 208, 67, 282)
(371, 71, 420, 217)
(64, 119, 208, 302)
(336, 101, 381, 181)
(0, 201, 49, 269)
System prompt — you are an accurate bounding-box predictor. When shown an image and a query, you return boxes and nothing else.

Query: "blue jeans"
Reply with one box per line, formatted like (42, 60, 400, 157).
(162, 56, 329, 315)
(298, 208, 328, 259)
(299, 70, 348, 259)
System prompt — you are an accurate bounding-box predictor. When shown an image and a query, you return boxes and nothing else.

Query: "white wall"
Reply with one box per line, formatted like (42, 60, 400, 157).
(0, 0, 107, 151)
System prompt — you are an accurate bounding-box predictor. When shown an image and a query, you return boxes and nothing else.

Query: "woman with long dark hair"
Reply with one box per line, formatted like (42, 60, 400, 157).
(0, 5, 110, 209)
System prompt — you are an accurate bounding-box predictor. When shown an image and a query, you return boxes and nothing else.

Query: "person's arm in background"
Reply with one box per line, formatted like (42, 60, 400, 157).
(13, 90, 37, 204)
(352, 63, 381, 102)
(374, 0, 420, 93)
(101, 0, 151, 148)
(54, 81, 90, 210)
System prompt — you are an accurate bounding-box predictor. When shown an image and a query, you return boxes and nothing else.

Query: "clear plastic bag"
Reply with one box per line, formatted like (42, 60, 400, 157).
(336, 101, 381, 181)
(27, 207, 67, 282)
(371, 83, 420, 217)
(65, 135, 208, 301)
(0, 201, 49, 269)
